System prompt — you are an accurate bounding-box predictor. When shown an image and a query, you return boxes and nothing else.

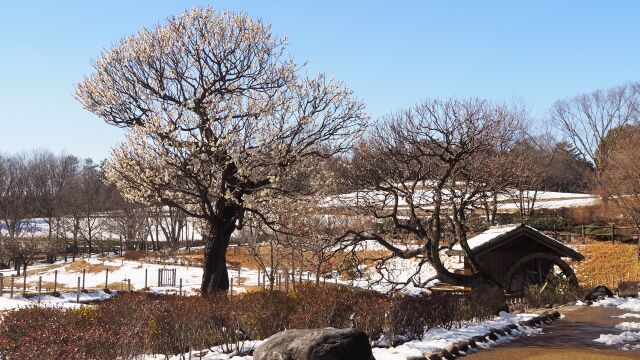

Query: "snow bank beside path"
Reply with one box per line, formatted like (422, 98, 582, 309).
(588, 296, 640, 350)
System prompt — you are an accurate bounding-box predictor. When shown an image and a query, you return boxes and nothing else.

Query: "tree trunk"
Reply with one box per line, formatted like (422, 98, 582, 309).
(200, 216, 236, 294)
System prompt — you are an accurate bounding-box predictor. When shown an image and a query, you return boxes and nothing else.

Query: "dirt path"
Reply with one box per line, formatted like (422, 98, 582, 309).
(464, 306, 640, 359)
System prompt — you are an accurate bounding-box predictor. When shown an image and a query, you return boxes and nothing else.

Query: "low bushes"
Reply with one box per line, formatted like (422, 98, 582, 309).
(0, 286, 506, 359)
(523, 278, 583, 309)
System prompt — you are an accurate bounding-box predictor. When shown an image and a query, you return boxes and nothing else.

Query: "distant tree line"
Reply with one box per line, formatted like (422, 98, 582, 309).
(0, 151, 199, 274)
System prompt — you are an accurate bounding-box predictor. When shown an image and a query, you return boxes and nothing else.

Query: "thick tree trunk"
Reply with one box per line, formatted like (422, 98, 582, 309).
(200, 215, 236, 294)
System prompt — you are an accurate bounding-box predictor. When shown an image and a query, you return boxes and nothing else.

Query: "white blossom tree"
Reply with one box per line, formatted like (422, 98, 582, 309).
(76, 8, 367, 293)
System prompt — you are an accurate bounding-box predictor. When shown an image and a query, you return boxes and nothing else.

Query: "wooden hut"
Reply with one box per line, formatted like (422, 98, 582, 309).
(449, 224, 584, 296)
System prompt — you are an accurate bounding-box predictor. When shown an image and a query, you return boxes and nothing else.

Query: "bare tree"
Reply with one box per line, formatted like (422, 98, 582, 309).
(107, 196, 151, 252)
(76, 8, 367, 294)
(339, 99, 523, 294)
(0, 154, 33, 238)
(551, 82, 640, 191)
(602, 126, 640, 229)
(76, 160, 112, 257)
(29, 151, 77, 262)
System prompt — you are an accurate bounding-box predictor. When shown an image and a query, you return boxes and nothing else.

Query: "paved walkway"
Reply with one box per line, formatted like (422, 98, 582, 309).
(464, 306, 640, 360)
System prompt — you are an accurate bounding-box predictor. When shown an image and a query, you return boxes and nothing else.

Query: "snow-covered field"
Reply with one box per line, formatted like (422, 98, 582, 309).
(0, 249, 463, 310)
(587, 296, 640, 350)
(322, 189, 599, 212)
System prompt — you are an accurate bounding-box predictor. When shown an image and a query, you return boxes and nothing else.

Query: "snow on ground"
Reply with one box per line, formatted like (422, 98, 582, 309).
(587, 295, 640, 350)
(0, 251, 461, 309)
(0, 290, 115, 311)
(372, 312, 540, 359)
(322, 189, 598, 211)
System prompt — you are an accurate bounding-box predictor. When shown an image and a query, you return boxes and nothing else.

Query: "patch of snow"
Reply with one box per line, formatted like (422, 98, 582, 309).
(594, 331, 640, 346)
(451, 225, 519, 251)
(615, 322, 640, 331)
(0, 290, 115, 311)
(617, 313, 640, 319)
(372, 311, 539, 359)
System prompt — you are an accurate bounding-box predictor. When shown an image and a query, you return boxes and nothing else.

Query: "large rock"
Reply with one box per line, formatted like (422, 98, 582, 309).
(618, 281, 640, 297)
(584, 284, 614, 301)
(253, 328, 375, 360)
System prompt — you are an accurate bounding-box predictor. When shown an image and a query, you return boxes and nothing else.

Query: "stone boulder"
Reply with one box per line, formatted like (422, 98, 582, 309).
(253, 328, 375, 360)
(618, 281, 640, 297)
(584, 284, 614, 301)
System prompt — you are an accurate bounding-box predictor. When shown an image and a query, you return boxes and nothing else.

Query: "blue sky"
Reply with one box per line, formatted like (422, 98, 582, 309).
(0, 1, 638, 160)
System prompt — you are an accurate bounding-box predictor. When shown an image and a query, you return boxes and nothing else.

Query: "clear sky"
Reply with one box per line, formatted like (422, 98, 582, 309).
(0, 1, 638, 160)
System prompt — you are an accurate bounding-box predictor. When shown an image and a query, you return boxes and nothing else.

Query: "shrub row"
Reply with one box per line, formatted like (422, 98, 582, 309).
(0, 284, 503, 359)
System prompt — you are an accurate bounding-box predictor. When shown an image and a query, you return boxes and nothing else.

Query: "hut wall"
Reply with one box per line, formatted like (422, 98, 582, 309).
(473, 235, 559, 286)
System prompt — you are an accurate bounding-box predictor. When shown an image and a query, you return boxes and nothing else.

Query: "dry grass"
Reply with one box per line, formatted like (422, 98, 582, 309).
(573, 243, 640, 290)
(65, 259, 120, 273)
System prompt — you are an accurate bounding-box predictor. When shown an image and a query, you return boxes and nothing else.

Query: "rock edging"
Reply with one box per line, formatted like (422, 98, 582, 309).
(410, 311, 561, 360)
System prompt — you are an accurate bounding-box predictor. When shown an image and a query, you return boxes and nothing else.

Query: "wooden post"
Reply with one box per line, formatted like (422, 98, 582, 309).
(10, 275, 14, 298)
(82, 269, 86, 290)
(37, 276, 42, 303)
(77, 277, 81, 303)
(612, 225, 616, 244)
(53, 270, 58, 293)
(237, 266, 241, 279)
(144, 269, 148, 289)
(257, 269, 261, 286)
(0, 273, 3, 295)
(179, 278, 182, 296)
(104, 268, 109, 290)
(128, 279, 131, 292)
(230, 278, 233, 295)
(158, 269, 161, 287)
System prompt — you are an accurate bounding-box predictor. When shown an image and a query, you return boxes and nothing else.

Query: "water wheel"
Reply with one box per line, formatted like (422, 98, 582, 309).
(503, 252, 578, 296)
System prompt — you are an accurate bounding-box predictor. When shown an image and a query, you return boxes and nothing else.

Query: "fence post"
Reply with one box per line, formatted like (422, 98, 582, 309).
(128, 279, 131, 292)
(238, 266, 241, 279)
(0, 273, 3, 295)
(257, 269, 260, 286)
(179, 278, 182, 296)
(144, 269, 148, 289)
(37, 276, 42, 303)
(173, 269, 177, 287)
(10, 275, 14, 299)
(53, 270, 58, 293)
(230, 278, 233, 295)
(77, 277, 81, 303)
(612, 225, 616, 244)
(82, 269, 86, 290)
(104, 268, 109, 291)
